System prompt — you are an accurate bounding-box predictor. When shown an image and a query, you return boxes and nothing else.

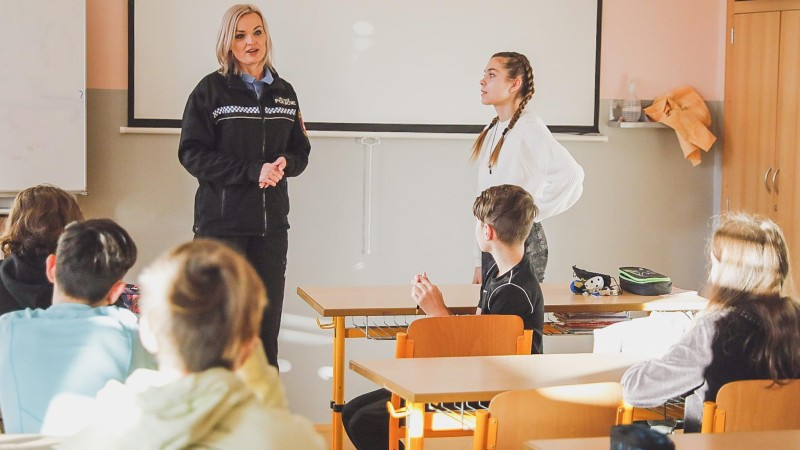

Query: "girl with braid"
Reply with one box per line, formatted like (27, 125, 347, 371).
(472, 52, 584, 284)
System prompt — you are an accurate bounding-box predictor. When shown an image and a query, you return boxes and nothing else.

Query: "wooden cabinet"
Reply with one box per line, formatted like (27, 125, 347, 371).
(775, 10, 800, 268)
(722, 1, 800, 277)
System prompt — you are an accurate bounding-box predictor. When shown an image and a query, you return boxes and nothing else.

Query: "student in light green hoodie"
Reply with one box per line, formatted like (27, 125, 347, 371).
(60, 239, 324, 450)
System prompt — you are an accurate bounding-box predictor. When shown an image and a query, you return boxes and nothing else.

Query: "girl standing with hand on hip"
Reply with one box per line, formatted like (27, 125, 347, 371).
(472, 52, 584, 283)
(178, 4, 310, 368)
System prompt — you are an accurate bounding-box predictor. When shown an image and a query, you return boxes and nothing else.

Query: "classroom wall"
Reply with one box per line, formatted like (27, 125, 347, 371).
(83, 0, 726, 423)
(601, 0, 727, 101)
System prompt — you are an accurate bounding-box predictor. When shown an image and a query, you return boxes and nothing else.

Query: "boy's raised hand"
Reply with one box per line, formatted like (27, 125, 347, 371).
(411, 272, 450, 317)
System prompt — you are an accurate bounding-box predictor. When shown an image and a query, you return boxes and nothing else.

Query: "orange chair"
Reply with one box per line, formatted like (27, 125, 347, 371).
(701, 379, 800, 433)
(386, 315, 533, 450)
(472, 382, 631, 450)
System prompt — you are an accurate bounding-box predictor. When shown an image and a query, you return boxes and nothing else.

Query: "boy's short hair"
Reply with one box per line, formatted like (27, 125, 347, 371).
(55, 219, 137, 304)
(139, 239, 266, 373)
(473, 184, 538, 245)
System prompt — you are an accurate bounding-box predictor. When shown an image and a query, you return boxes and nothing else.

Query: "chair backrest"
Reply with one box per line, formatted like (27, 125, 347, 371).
(701, 379, 800, 433)
(397, 315, 532, 359)
(473, 382, 628, 450)
(387, 315, 532, 450)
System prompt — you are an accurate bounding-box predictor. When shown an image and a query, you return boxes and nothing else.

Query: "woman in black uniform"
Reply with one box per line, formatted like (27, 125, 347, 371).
(178, 3, 310, 368)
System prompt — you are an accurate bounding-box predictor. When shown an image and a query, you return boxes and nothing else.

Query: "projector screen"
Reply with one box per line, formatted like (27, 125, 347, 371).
(129, 0, 601, 133)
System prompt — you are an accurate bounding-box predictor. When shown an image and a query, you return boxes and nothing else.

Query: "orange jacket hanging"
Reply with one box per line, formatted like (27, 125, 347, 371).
(644, 86, 716, 166)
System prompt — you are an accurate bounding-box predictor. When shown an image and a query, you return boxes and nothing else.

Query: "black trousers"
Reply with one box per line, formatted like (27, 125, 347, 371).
(194, 231, 288, 368)
(342, 388, 399, 450)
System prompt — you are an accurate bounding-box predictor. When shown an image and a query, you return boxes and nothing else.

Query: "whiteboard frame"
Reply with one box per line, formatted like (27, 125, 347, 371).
(127, 0, 602, 135)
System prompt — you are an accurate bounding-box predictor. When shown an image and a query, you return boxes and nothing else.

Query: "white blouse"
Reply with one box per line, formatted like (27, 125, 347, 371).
(476, 109, 584, 222)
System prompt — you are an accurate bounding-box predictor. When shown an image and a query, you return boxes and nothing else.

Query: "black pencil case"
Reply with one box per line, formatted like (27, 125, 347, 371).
(619, 267, 672, 296)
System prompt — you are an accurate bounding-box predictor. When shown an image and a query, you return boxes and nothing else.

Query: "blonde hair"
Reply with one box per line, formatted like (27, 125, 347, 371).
(706, 213, 800, 382)
(707, 213, 795, 303)
(139, 239, 266, 372)
(0, 184, 84, 257)
(470, 52, 536, 169)
(215, 4, 274, 77)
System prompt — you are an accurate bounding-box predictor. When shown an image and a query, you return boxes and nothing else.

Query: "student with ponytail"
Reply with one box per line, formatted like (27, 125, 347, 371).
(622, 213, 800, 432)
(471, 52, 584, 283)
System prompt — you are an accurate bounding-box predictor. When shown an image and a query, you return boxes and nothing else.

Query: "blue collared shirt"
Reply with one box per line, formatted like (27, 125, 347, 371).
(241, 70, 274, 99)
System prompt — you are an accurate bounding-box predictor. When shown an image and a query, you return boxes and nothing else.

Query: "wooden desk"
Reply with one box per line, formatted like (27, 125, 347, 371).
(349, 353, 648, 449)
(297, 283, 707, 450)
(299, 283, 707, 317)
(525, 429, 800, 450)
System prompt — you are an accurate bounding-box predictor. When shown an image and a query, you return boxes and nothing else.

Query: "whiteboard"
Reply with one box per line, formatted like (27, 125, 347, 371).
(0, 0, 86, 193)
(130, 0, 600, 133)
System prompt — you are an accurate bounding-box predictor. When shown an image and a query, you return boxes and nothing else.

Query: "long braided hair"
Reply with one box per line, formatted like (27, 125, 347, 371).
(470, 52, 535, 170)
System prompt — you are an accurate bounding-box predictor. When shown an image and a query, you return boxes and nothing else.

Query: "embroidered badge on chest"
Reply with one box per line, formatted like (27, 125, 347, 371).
(274, 97, 297, 106)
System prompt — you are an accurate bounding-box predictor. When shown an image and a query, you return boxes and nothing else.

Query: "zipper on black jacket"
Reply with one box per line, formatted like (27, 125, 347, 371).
(221, 188, 226, 220)
(260, 94, 268, 236)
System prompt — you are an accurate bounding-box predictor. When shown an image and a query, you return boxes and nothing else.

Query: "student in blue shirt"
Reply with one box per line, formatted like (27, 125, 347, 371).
(0, 219, 152, 434)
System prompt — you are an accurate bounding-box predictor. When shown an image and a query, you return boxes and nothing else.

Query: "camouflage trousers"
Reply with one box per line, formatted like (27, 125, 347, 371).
(481, 221, 548, 282)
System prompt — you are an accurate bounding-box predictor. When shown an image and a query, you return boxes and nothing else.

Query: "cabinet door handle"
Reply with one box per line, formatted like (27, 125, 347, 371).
(772, 168, 780, 194)
(764, 167, 773, 193)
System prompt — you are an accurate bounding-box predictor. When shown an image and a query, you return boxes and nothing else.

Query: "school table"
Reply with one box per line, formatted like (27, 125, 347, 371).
(297, 283, 707, 450)
(349, 352, 649, 450)
(525, 429, 800, 450)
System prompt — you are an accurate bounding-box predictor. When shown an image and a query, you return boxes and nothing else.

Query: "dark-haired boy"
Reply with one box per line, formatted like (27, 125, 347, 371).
(343, 184, 544, 450)
(0, 219, 152, 434)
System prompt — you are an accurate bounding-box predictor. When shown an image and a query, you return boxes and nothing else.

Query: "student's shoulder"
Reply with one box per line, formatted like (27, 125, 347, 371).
(694, 306, 729, 326)
(0, 307, 42, 322)
(515, 109, 547, 128)
(97, 306, 140, 327)
(490, 277, 539, 312)
(233, 401, 325, 449)
(516, 110, 560, 146)
(510, 258, 540, 289)
(677, 307, 729, 343)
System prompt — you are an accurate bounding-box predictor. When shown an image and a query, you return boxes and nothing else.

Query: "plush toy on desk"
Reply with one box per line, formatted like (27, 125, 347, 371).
(570, 265, 621, 296)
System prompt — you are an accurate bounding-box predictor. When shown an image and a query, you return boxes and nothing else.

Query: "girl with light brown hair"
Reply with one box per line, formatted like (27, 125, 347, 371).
(0, 184, 83, 315)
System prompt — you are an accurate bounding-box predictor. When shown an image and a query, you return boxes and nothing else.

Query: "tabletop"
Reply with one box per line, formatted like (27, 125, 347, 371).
(525, 429, 800, 449)
(298, 283, 707, 317)
(349, 352, 648, 404)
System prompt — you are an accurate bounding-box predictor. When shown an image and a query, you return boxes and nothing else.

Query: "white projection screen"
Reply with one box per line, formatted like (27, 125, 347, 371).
(130, 0, 601, 133)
